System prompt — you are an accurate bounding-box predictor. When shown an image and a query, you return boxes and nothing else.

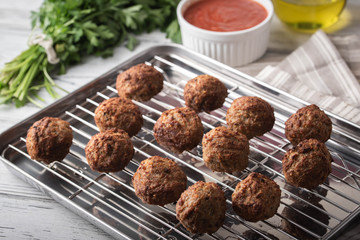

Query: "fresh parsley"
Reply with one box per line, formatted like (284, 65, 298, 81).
(0, 0, 181, 107)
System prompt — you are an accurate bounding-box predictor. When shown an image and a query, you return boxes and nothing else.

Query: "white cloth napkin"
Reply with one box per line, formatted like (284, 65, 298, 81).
(256, 30, 360, 124)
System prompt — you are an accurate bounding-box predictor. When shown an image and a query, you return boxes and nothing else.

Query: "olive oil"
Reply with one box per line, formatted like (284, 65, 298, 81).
(273, 0, 346, 32)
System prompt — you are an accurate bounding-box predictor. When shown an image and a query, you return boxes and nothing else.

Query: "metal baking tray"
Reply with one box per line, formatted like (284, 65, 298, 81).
(1, 44, 360, 240)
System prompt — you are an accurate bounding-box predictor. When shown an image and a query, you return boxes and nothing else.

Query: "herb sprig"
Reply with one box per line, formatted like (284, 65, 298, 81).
(0, 0, 181, 107)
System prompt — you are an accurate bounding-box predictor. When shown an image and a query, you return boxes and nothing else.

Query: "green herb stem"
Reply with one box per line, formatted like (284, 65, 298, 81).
(0, 0, 181, 107)
(15, 54, 44, 100)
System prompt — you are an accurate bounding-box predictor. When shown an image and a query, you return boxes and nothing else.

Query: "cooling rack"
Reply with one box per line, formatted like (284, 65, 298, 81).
(1, 44, 360, 240)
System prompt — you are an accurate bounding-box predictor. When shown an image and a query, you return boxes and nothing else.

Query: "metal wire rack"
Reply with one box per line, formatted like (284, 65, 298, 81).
(1, 45, 360, 240)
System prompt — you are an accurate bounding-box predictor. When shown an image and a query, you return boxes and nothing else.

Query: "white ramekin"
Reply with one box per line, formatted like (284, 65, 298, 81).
(177, 0, 274, 67)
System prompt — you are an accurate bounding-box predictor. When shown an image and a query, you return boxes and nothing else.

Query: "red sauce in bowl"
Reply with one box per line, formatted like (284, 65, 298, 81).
(183, 0, 268, 32)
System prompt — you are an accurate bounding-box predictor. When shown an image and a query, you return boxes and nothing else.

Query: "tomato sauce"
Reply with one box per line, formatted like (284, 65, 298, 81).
(183, 0, 268, 32)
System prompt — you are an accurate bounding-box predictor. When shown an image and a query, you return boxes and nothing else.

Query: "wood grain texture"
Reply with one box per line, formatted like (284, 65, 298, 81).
(0, 0, 359, 239)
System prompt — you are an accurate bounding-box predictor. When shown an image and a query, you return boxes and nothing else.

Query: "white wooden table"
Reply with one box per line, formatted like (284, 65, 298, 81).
(1, 1, 359, 239)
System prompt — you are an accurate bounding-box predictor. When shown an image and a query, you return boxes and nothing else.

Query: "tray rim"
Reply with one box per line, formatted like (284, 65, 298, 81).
(1, 43, 360, 240)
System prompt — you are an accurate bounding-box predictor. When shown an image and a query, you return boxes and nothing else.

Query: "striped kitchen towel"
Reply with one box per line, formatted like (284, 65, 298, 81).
(256, 30, 360, 125)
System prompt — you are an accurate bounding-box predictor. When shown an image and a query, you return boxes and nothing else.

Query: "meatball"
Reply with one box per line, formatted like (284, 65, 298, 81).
(282, 138, 332, 190)
(85, 129, 134, 172)
(226, 96, 275, 139)
(26, 117, 73, 164)
(116, 63, 163, 102)
(232, 172, 281, 222)
(176, 181, 226, 234)
(202, 126, 249, 173)
(285, 104, 332, 146)
(184, 74, 228, 113)
(281, 202, 330, 240)
(153, 107, 203, 153)
(94, 97, 143, 137)
(132, 156, 187, 205)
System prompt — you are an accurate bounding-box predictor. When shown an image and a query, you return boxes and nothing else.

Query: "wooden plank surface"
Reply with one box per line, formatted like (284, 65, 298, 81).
(0, 0, 359, 239)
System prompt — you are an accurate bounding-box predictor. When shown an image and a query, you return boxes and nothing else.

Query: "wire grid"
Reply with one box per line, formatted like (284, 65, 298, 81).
(2, 53, 360, 240)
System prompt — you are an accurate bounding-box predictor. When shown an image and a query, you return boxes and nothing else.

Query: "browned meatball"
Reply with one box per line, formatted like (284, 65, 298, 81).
(285, 104, 332, 146)
(94, 97, 143, 137)
(176, 181, 226, 234)
(232, 172, 281, 222)
(116, 63, 163, 102)
(26, 117, 73, 164)
(226, 96, 275, 139)
(282, 138, 332, 190)
(85, 129, 134, 172)
(184, 74, 228, 113)
(202, 126, 249, 173)
(153, 107, 203, 153)
(132, 156, 187, 205)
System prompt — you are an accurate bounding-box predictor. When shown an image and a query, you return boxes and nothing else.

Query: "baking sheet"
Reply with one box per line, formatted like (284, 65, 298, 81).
(1, 44, 360, 240)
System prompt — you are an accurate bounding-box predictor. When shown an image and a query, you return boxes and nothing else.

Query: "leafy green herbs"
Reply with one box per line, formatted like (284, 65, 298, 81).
(0, 0, 181, 107)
